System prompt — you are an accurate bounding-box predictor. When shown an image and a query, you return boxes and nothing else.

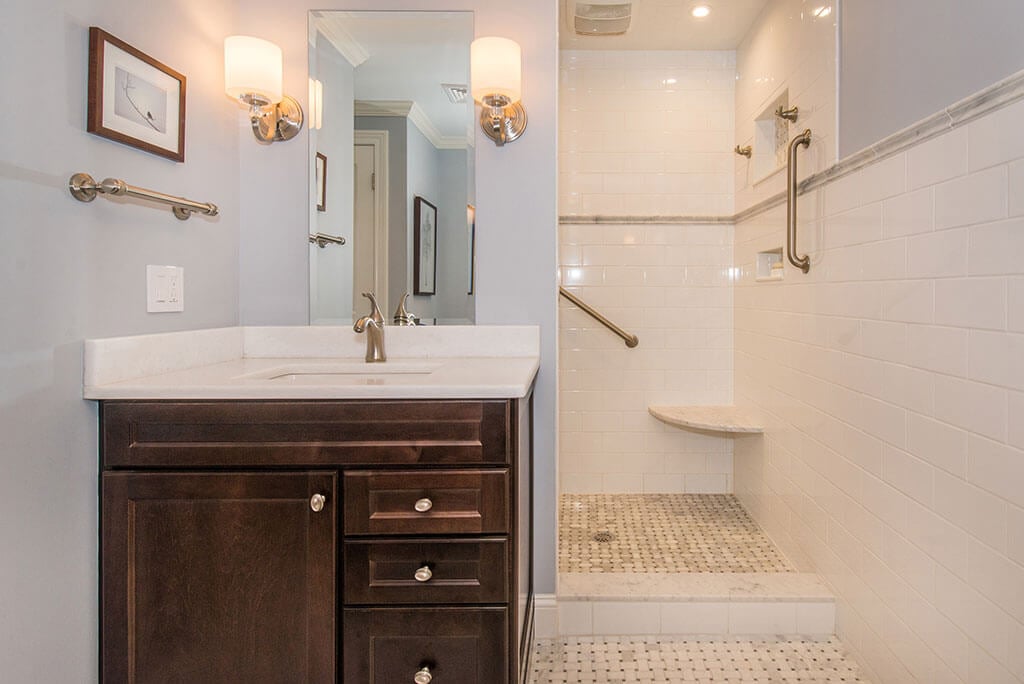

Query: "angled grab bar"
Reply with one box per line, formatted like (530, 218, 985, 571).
(786, 129, 812, 273)
(559, 286, 639, 348)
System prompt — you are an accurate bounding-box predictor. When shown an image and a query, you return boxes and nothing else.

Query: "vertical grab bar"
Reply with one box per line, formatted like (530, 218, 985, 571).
(786, 129, 812, 273)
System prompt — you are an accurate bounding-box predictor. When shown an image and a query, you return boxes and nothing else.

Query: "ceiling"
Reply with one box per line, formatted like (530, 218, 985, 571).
(314, 12, 473, 142)
(560, 0, 772, 50)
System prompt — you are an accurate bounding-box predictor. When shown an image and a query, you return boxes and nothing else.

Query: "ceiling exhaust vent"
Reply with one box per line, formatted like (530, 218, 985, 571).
(572, 0, 633, 36)
(441, 83, 469, 104)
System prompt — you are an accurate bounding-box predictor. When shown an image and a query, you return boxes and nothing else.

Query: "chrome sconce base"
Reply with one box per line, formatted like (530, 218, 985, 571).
(479, 99, 528, 147)
(245, 94, 304, 143)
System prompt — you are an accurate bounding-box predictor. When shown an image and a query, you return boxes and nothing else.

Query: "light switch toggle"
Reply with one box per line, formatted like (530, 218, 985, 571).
(147, 265, 185, 313)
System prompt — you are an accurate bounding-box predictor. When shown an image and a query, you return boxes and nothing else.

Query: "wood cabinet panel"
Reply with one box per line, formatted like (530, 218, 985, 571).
(343, 469, 509, 536)
(344, 538, 508, 605)
(343, 607, 507, 684)
(101, 471, 336, 683)
(101, 400, 510, 468)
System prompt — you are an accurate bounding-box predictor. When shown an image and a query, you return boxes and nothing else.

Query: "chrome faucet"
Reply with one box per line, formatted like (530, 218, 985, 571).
(392, 292, 420, 326)
(353, 292, 386, 362)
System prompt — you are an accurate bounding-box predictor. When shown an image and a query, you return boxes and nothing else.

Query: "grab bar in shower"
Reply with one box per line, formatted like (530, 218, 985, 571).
(68, 173, 218, 220)
(559, 286, 639, 348)
(786, 129, 812, 273)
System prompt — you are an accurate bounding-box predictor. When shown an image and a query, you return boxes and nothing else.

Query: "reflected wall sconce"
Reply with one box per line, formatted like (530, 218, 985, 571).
(471, 37, 527, 146)
(308, 78, 323, 130)
(224, 35, 304, 143)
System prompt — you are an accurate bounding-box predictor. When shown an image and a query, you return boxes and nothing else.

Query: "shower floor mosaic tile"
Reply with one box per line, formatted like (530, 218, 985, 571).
(529, 635, 869, 683)
(559, 494, 793, 573)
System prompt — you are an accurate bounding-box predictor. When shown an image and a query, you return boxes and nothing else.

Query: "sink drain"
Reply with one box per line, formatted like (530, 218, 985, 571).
(592, 531, 615, 543)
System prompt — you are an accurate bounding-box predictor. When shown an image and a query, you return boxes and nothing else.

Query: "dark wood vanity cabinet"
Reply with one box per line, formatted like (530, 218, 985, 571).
(99, 397, 533, 684)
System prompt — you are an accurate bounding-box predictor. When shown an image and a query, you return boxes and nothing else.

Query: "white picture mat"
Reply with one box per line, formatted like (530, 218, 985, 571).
(101, 42, 180, 151)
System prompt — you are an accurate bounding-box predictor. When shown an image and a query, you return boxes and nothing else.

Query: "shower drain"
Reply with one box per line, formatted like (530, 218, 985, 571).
(592, 531, 616, 543)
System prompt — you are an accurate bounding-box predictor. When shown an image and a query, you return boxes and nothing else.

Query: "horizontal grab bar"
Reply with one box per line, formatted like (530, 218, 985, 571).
(309, 232, 346, 248)
(68, 172, 218, 221)
(559, 286, 639, 348)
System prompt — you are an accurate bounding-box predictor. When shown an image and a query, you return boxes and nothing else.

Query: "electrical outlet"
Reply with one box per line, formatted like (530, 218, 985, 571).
(147, 265, 185, 313)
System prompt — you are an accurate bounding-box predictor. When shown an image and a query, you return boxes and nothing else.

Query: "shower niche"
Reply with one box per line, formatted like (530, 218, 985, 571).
(752, 91, 793, 183)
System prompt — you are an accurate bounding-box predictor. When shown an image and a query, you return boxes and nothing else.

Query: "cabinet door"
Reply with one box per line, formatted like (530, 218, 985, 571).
(101, 471, 336, 683)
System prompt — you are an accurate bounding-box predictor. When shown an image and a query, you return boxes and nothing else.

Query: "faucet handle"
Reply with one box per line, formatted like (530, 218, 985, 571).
(393, 293, 419, 326)
(362, 292, 385, 325)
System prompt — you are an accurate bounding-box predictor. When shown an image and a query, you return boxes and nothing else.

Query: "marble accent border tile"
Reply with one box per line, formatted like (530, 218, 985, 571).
(558, 572, 833, 602)
(559, 215, 734, 225)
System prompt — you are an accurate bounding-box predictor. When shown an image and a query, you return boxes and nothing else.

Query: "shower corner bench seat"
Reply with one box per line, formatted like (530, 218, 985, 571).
(648, 405, 765, 435)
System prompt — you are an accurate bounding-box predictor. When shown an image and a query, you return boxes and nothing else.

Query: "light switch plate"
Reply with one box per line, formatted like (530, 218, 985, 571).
(146, 265, 184, 313)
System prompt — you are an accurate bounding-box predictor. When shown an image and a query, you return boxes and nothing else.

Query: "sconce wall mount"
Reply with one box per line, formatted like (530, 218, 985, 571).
(225, 35, 304, 144)
(471, 37, 528, 147)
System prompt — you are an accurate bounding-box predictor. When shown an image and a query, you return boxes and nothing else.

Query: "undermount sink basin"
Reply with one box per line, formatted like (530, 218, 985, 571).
(239, 361, 443, 381)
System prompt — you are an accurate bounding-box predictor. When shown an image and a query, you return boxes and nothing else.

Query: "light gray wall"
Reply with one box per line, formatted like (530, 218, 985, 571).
(436, 148, 473, 323)
(237, 0, 559, 594)
(406, 119, 442, 320)
(310, 37, 355, 322)
(356, 115, 408, 310)
(0, 0, 240, 679)
(840, 0, 1024, 156)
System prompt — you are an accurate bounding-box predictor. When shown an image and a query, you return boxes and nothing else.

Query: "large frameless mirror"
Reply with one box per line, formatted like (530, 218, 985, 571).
(308, 11, 476, 326)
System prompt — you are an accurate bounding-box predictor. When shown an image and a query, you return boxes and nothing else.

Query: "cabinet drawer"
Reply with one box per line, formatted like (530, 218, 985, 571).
(345, 539, 508, 605)
(343, 607, 507, 684)
(344, 469, 509, 535)
(101, 400, 510, 467)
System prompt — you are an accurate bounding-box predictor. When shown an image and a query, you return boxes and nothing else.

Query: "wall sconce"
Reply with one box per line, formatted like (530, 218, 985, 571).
(224, 35, 303, 143)
(470, 37, 527, 146)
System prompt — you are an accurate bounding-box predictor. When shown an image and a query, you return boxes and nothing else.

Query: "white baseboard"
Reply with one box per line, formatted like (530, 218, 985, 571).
(534, 594, 558, 639)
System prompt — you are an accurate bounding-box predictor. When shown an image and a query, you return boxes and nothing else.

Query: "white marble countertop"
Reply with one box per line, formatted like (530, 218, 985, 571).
(83, 326, 540, 400)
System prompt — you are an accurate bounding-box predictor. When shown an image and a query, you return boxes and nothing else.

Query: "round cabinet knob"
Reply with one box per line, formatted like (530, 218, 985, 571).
(310, 493, 326, 513)
(414, 566, 433, 582)
(414, 666, 433, 684)
(414, 498, 433, 513)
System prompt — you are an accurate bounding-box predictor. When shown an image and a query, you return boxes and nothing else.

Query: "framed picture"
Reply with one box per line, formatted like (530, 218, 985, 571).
(315, 153, 327, 212)
(413, 196, 438, 296)
(87, 27, 186, 162)
(467, 204, 476, 295)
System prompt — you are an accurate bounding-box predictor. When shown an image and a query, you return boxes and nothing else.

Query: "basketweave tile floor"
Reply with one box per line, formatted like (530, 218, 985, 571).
(559, 494, 793, 574)
(528, 635, 870, 683)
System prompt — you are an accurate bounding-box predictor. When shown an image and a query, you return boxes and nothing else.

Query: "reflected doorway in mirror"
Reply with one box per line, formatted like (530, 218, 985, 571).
(414, 196, 438, 295)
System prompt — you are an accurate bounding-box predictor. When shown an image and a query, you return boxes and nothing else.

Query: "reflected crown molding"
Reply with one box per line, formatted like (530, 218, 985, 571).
(354, 100, 469, 150)
(311, 11, 369, 68)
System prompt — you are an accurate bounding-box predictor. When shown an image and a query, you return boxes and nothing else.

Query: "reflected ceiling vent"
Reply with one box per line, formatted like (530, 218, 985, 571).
(441, 83, 469, 104)
(572, 0, 634, 36)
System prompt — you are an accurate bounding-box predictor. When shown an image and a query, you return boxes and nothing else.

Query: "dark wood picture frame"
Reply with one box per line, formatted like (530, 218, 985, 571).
(467, 204, 476, 295)
(315, 153, 328, 212)
(87, 27, 186, 162)
(413, 196, 438, 296)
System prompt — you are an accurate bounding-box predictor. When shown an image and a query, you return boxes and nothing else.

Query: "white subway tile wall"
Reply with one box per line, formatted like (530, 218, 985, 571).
(560, 223, 735, 493)
(734, 98, 1024, 683)
(734, 0, 837, 214)
(559, 50, 736, 217)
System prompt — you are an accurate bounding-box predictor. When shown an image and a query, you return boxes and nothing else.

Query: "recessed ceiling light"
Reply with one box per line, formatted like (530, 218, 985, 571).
(811, 5, 832, 18)
(691, 5, 711, 18)
(662, 78, 678, 85)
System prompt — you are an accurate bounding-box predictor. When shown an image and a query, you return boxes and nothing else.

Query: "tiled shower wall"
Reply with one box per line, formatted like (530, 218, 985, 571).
(559, 223, 734, 493)
(734, 98, 1024, 683)
(558, 50, 737, 494)
(560, 50, 736, 217)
